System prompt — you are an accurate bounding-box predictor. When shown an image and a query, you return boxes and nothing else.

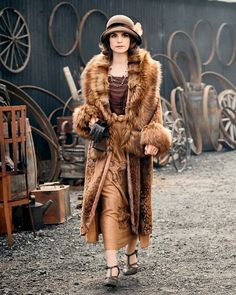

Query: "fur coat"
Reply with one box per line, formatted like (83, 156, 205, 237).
(73, 48, 171, 241)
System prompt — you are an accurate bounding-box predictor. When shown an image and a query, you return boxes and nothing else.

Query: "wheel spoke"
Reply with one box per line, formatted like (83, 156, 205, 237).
(10, 43, 15, 69)
(233, 125, 236, 138)
(3, 42, 11, 64)
(15, 43, 24, 65)
(13, 45, 19, 68)
(229, 97, 233, 108)
(222, 117, 230, 122)
(227, 95, 232, 107)
(5, 9, 13, 34)
(0, 41, 13, 57)
(230, 124, 234, 139)
(16, 44, 27, 57)
(0, 21, 9, 34)
(1, 14, 12, 36)
(15, 23, 26, 38)
(16, 39, 29, 48)
(225, 121, 231, 131)
(222, 100, 227, 108)
(17, 34, 29, 40)
(232, 96, 236, 110)
(0, 39, 10, 45)
(0, 32, 11, 39)
(225, 108, 233, 118)
(0, 23, 10, 35)
(12, 15, 21, 36)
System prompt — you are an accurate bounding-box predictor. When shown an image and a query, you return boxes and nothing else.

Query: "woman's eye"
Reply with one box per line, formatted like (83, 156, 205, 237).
(123, 33, 129, 38)
(110, 33, 117, 38)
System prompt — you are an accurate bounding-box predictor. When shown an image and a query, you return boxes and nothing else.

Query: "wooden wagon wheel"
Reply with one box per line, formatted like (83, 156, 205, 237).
(154, 110, 173, 168)
(171, 118, 190, 173)
(160, 96, 171, 114)
(48, 2, 80, 56)
(78, 9, 108, 66)
(153, 98, 172, 168)
(216, 23, 235, 67)
(218, 89, 236, 147)
(192, 19, 215, 66)
(171, 87, 202, 155)
(167, 30, 202, 90)
(0, 7, 31, 73)
(171, 87, 182, 120)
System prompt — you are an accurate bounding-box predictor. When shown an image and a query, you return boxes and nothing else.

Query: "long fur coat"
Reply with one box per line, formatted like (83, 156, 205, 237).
(73, 48, 171, 242)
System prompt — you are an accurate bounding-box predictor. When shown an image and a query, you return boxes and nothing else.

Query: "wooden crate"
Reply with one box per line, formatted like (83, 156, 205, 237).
(31, 185, 71, 224)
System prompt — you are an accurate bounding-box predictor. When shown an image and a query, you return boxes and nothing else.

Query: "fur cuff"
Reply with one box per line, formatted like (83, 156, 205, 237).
(140, 122, 172, 154)
(72, 104, 101, 138)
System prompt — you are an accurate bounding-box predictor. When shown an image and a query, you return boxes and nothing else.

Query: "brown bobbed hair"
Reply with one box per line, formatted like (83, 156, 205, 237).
(99, 34, 138, 59)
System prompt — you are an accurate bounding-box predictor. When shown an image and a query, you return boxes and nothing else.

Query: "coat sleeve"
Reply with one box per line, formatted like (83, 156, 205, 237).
(72, 103, 101, 138)
(72, 57, 102, 138)
(140, 101, 171, 154)
(140, 61, 171, 154)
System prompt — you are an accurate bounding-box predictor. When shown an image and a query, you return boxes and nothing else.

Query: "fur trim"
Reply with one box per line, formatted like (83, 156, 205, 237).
(124, 130, 144, 157)
(139, 156, 153, 234)
(79, 49, 162, 123)
(127, 154, 140, 234)
(72, 104, 101, 138)
(140, 122, 172, 154)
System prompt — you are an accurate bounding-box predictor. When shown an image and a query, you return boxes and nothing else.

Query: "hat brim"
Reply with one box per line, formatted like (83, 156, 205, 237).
(100, 26, 142, 45)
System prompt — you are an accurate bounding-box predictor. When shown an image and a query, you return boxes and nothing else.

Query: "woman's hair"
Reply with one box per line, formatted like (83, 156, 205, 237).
(99, 34, 138, 59)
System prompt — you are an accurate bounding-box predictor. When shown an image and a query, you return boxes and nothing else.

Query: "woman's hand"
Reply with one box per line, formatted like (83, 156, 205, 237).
(144, 144, 159, 156)
(89, 117, 98, 128)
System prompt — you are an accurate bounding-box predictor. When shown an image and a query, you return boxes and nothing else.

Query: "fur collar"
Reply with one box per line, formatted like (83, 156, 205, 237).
(80, 48, 162, 124)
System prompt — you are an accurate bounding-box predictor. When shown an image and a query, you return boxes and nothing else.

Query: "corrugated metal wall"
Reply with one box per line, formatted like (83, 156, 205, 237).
(0, 0, 235, 163)
(0, 0, 235, 109)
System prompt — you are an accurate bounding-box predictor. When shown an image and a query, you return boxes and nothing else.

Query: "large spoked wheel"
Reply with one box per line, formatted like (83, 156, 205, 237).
(171, 118, 191, 173)
(0, 7, 31, 73)
(218, 89, 236, 147)
(153, 110, 173, 168)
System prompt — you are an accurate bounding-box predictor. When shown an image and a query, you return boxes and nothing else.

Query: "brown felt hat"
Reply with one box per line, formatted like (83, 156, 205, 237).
(100, 15, 142, 45)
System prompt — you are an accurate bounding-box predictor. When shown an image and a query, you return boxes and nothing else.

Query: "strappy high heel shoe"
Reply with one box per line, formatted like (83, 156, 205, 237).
(123, 249, 139, 276)
(104, 265, 120, 287)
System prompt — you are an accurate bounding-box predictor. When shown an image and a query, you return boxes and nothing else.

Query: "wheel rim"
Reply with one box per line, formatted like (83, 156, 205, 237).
(218, 89, 236, 147)
(0, 7, 31, 73)
(171, 118, 190, 173)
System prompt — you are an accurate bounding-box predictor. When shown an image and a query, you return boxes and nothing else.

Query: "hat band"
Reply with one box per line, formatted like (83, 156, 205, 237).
(107, 23, 133, 31)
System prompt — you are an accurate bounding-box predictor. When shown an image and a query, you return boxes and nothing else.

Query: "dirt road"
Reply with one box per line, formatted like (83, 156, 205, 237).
(0, 150, 236, 295)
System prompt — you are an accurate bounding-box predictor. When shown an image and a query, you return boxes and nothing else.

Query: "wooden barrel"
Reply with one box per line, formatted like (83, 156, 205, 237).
(187, 83, 221, 151)
(10, 119, 38, 199)
(202, 85, 221, 151)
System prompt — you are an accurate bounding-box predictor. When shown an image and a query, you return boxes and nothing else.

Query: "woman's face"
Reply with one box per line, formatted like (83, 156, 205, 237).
(109, 31, 130, 54)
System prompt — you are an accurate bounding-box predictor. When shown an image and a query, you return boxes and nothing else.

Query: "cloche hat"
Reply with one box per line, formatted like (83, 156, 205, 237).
(100, 15, 143, 45)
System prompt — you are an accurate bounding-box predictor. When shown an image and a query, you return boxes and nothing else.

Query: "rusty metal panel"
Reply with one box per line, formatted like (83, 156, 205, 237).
(0, 0, 235, 163)
(0, 0, 235, 115)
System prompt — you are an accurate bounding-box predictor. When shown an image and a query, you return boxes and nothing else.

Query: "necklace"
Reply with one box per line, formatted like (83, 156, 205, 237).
(109, 75, 128, 87)
(108, 65, 128, 87)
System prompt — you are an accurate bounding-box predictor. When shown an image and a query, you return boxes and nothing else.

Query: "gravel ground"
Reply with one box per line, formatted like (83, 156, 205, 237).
(0, 150, 236, 295)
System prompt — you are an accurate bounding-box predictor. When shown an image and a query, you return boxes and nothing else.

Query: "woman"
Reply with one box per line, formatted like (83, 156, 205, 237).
(73, 14, 171, 287)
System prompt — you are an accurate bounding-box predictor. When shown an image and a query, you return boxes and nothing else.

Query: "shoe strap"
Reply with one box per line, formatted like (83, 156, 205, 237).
(106, 265, 120, 277)
(125, 249, 138, 266)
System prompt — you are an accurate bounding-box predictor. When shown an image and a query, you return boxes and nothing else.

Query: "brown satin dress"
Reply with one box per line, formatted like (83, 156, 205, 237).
(99, 76, 149, 250)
